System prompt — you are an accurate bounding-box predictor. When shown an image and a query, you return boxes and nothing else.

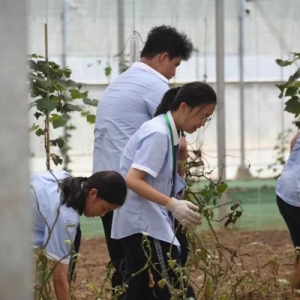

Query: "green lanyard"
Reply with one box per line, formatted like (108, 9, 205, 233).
(164, 113, 176, 190)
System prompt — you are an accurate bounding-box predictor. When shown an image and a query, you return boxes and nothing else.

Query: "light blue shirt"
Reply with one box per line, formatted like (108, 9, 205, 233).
(111, 111, 186, 247)
(31, 170, 80, 264)
(276, 134, 300, 207)
(93, 62, 169, 174)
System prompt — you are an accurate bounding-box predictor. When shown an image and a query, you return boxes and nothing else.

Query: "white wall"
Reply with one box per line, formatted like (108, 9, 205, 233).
(30, 81, 295, 179)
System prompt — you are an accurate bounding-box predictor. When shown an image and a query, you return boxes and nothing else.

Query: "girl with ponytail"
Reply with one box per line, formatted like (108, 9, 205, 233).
(112, 81, 217, 299)
(31, 169, 127, 300)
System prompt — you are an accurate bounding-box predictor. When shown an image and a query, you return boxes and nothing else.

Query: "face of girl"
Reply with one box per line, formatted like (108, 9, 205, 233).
(178, 103, 216, 134)
(83, 189, 120, 217)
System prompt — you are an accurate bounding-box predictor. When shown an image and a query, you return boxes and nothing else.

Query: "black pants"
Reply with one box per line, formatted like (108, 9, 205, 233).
(68, 224, 82, 282)
(277, 195, 300, 247)
(121, 233, 194, 300)
(102, 211, 126, 291)
(103, 212, 190, 299)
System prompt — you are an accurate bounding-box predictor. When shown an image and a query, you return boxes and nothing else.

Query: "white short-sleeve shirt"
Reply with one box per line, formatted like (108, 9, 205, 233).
(93, 62, 169, 174)
(111, 111, 185, 246)
(276, 134, 300, 207)
(31, 170, 80, 264)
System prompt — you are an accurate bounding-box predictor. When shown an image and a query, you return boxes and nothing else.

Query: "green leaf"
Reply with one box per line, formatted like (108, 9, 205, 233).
(29, 74, 49, 88)
(86, 114, 96, 123)
(217, 183, 228, 194)
(36, 98, 58, 112)
(49, 114, 61, 122)
(65, 79, 77, 87)
(285, 87, 299, 97)
(35, 128, 45, 136)
(50, 138, 65, 149)
(49, 114, 68, 129)
(51, 153, 63, 166)
(285, 96, 300, 117)
(34, 112, 43, 119)
(276, 59, 293, 67)
(65, 103, 83, 112)
(30, 54, 44, 59)
(69, 89, 81, 99)
(157, 279, 166, 289)
(67, 124, 76, 130)
(29, 124, 39, 132)
(105, 66, 112, 77)
(83, 98, 99, 107)
(55, 79, 69, 90)
(289, 81, 300, 89)
(63, 67, 71, 78)
(167, 259, 176, 269)
(291, 52, 300, 58)
(81, 111, 90, 117)
(275, 83, 286, 98)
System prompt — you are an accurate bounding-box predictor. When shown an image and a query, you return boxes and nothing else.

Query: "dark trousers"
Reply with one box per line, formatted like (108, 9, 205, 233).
(102, 211, 126, 291)
(277, 195, 300, 248)
(102, 212, 190, 299)
(69, 224, 82, 282)
(121, 233, 195, 300)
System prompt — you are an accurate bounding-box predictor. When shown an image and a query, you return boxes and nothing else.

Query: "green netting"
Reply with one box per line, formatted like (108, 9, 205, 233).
(80, 179, 285, 238)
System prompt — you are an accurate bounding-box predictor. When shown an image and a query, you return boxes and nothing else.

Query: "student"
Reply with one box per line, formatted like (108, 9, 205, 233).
(31, 170, 127, 300)
(93, 25, 194, 292)
(112, 82, 217, 299)
(276, 131, 300, 288)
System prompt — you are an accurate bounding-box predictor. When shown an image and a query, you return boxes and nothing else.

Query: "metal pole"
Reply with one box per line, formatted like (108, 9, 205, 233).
(62, 0, 69, 171)
(215, 0, 227, 222)
(0, 0, 31, 299)
(235, 0, 252, 179)
(117, 0, 125, 73)
(239, 0, 246, 167)
(62, 0, 69, 68)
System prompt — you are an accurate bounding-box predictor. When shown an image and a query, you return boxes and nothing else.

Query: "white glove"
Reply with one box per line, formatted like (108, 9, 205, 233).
(166, 197, 201, 227)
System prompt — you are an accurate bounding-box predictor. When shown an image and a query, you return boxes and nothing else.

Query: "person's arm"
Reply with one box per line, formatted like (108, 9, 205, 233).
(126, 168, 200, 226)
(43, 210, 78, 300)
(52, 263, 71, 300)
(290, 132, 300, 153)
(126, 168, 172, 206)
(126, 131, 200, 226)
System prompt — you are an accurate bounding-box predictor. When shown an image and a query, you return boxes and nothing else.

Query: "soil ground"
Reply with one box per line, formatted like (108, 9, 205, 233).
(73, 229, 299, 299)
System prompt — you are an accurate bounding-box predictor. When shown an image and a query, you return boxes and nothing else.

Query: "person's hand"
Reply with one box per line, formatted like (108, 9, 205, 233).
(166, 198, 201, 227)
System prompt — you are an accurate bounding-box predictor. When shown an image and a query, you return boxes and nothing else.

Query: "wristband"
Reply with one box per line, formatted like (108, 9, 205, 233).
(165, 197, 175, 208)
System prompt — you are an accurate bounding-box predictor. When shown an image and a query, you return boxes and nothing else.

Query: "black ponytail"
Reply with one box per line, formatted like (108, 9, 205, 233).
(61, 177, 88, 215)
(154, 82, 217, 117)
(154, 87, 181, 117)
(61, 171, 127, 215)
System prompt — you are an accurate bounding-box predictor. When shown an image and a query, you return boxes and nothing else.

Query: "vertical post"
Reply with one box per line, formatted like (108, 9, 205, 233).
(62, 0, 69, 170)
(239, 0, 246, 167)
(215, 0, 227, 222)
(117, 0, 125, 73)
(235, 0, 252, 179)
(0, 0, 31, 299)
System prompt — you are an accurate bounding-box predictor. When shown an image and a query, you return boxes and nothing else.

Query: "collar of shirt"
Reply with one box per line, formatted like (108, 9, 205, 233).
(132, 62, 168, 84)
(166, 111, 181, 145)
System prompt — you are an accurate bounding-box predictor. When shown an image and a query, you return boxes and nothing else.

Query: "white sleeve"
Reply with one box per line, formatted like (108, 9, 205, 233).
(132, 131, 169, 178)
(43, 207, 79, 265)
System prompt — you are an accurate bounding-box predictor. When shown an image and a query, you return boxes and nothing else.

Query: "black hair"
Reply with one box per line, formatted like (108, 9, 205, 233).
(154, 82, 217, 117)
(60, 171, 127, 215)
(140, 25, 193, 60)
